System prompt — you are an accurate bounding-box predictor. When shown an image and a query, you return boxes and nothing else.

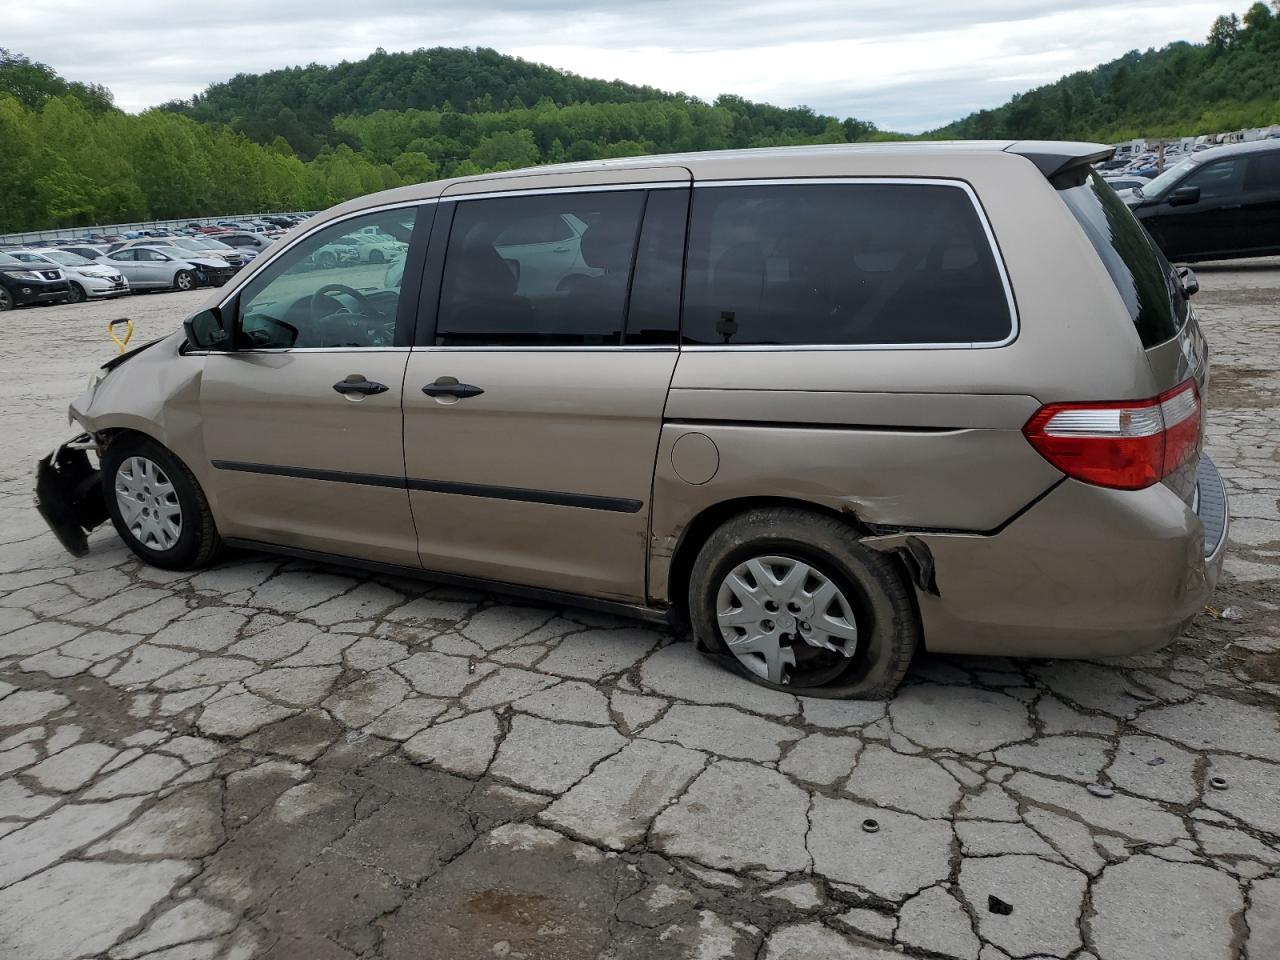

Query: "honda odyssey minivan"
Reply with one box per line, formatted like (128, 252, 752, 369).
(35, 141, 1228, 699)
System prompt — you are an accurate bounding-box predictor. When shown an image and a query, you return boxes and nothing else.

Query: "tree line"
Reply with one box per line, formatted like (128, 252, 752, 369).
(934, 3, 1280, 141)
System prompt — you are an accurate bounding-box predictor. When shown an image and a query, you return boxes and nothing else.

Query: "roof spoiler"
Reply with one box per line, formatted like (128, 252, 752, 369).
(1004, 141, 1115, 179)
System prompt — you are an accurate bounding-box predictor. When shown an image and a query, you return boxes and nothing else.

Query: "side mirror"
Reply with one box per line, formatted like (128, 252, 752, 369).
(1168, 186, 1200, 207)
(183, 307, 229, 351)
(1176, 266, 1199, 299)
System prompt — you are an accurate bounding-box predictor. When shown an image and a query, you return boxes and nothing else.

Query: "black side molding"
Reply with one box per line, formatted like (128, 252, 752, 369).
(210, 460, 642, 513)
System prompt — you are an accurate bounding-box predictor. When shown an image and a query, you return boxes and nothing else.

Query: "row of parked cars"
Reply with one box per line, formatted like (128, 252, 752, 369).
(0, 213, 406, 311)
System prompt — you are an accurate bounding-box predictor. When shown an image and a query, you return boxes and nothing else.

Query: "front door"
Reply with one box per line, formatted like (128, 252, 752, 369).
(1149, 156, 1248, 259)
(402, 177, 690, 602)
(198, 204, 427, 566)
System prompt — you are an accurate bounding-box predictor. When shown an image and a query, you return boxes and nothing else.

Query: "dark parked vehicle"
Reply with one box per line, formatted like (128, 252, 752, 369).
(1125, 139, 1280, 262)
(0, 252, 70, 309)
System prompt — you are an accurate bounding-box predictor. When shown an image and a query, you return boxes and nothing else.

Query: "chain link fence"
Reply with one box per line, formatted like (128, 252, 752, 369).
(0, 212, 312, 246)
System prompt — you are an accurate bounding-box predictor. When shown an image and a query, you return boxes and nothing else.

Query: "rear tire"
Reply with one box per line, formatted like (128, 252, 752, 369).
(688, 507, 919, 699)
(0, 287, 12, 311)
(101, 435, 220, 570)
(174, 270, 195, 291)
(369, 250, 384, 263)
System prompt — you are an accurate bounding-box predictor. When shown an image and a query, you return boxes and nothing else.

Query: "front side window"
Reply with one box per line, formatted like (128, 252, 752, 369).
(1183, 159, 1247, 200)
(236, 207, 418, 349)
(682, 183, 1012, 346)
(110, 250, 136, 262)
(435, 191, 644, 346)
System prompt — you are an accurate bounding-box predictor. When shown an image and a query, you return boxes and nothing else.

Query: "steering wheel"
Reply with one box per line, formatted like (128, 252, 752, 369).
(307, 283, 392, 347)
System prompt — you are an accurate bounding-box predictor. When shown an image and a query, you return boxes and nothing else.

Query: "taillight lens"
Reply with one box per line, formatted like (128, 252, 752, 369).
(1023, 380, 1201, 490)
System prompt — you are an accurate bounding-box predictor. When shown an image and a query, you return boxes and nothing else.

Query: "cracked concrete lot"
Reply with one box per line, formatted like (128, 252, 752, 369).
(1, 262, 1278, 960)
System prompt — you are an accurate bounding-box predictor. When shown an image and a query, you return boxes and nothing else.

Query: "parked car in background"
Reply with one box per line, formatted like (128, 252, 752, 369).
(0, 251, 70, 309)
(24, 249, 129, 302)
(217, 231, 275, 254)
(1124, 138, 1280, 262)
(331, 234, 405, 263)
(99, 246, 234, 291)
(110, 236, 250, 271)
(39, 141, 1226, 700)
(1101, 176, 1151, 194)
(56, 244, 107, 261)
(309, 241, 362, 269)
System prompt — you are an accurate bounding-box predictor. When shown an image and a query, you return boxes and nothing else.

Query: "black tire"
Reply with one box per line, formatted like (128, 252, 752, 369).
(688, 507, 919, 699)
(317, 251, 337, 269)
(101, 434, 221, 571)
(368, 250, 384, 263)
(0, 286, 12, 311)
(67, 282, 86, 304)
(174, 270, 195, 292)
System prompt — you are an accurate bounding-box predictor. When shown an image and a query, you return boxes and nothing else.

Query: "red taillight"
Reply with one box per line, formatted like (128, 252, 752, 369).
(1022, 380, 1201, 490)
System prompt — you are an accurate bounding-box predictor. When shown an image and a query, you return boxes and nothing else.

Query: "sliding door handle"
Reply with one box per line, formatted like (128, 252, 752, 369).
(333, 375, 389, 396)
(422, 378, 484, 399)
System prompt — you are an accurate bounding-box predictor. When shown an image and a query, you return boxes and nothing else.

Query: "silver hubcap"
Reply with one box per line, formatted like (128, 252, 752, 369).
(115, 456, 182, 551)
(716, 555, 859, 685)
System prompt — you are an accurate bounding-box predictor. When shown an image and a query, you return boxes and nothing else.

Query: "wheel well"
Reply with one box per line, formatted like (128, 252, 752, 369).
(664, 496, 871, 626)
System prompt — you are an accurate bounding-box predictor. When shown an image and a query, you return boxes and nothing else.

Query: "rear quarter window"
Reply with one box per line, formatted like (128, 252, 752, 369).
(1056, 171, 1186, 348)
(682, 181, 1013, 347)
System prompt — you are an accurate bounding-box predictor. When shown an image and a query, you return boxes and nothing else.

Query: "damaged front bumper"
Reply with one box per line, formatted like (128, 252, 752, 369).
(34, 434, 108, 557)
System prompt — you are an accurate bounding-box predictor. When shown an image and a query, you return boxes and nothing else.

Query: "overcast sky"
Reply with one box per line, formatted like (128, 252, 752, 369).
(7, 0, 1231, 131)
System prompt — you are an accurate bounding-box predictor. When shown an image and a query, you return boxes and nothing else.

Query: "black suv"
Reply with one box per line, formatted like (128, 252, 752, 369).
(0, 252, 70, 310)
(1124, 139, 1280, 262)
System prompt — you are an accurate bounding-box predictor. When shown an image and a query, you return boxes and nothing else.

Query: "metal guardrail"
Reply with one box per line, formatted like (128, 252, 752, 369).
(0, 212, 312, 246)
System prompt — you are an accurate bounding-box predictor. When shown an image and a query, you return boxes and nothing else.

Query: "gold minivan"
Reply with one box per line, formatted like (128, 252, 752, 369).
(36, 141, 1229, 698)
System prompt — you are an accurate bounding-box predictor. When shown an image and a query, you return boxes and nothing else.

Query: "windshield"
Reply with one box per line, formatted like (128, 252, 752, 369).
(9, 251, 52, 265)
(197, 239, 232, 250)
(1139, 156, 1198, 199)
(0, 252, 20, 266)
(42, 250, 94, 266)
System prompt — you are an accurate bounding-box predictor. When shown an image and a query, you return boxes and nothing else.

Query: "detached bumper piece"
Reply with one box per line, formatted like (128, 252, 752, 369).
(35, 436, 107, 557)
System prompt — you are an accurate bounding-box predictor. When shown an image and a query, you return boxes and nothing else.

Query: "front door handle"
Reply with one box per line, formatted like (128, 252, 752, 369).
(422, 378, 484, 399)
(333, 374, 389, 396)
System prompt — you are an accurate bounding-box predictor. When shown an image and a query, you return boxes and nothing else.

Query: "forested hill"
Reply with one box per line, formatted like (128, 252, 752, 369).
(933, 3, 1280, 141)
(166, 47, 681, 159)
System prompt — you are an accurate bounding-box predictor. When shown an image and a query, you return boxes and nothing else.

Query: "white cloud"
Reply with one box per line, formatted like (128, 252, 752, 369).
(5, 0, 1231, 131)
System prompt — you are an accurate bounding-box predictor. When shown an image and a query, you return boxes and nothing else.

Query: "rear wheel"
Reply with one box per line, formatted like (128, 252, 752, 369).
(368, 250, 384, 263)
(101, 435, 220, 570)
(688, 507, 919, 699)
(317, 251, 337, 269)
(0, 287, 12, 311)
(174, 270, 195, 292)
(67, 282, 86, 304)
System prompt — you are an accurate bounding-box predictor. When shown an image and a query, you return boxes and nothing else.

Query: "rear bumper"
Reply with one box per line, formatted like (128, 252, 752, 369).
(873, 456, 1229, 658)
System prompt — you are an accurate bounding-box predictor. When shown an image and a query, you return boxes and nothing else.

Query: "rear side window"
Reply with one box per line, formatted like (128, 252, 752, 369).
(1244, 152, 1280, 193)
(1056, 171, 1185, 348)
(681, 182, 1012, 346)
(435, 191, 644, 346)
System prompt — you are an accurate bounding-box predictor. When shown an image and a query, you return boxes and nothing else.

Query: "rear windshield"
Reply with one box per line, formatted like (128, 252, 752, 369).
(1056, 170, 1186, 348)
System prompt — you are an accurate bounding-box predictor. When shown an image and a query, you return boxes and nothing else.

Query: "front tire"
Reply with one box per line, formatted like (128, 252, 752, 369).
(368, 250, 384, 263)
(688, 507, 919, 699)
(0, 287, 12, 311)
(101, 435, 220, 570)
(174, 270, 195, 291)
(67, 282, 86, 304)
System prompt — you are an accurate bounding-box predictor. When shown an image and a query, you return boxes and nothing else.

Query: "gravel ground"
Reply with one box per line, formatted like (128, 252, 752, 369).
(0, 265, 1277, 960)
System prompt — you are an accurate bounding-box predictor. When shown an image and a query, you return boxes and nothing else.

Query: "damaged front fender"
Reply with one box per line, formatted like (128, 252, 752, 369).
(34, 435, 108, 557)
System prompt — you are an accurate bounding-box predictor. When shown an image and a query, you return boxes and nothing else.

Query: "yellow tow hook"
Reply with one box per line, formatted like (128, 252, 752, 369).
(108, 317, 134, 354)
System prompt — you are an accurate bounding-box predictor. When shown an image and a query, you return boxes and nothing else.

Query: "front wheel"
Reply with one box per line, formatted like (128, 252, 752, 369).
(67, 283, 86, 304)
(688, 507, 919, 699)
(101, 435, 220, 570)
(174, 270, 195, 291)
(368, 250, 384, 263)
(0, 287, 12, 311)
